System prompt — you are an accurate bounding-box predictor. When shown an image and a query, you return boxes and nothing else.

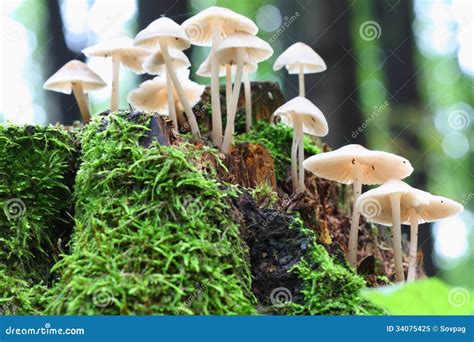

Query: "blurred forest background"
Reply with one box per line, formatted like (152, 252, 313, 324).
(0, 0, 472, 290)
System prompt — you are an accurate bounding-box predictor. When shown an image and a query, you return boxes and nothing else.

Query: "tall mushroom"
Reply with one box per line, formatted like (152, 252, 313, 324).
(82, 35, 150, 111)
(182, 6, 258, 146)
(143, 48, 191, 128)
(356, 180, 430, 282)
(43, 60, 106, 123)
(128, 72, 204, 131)
(134, 17, 200, 137)
(196, 55, 257, 131)
(273, 42, 326, 97)
(273, 97, 328, 192)
(358, 184, 464, 282)
(216, 32, 273, 154)
(303, 145, 414, 269)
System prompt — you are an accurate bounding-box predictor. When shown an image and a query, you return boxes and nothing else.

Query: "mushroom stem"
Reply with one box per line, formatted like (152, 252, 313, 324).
(298, 63, 305, 97)
(210, 20, 223, 146)
(291, 123, 298, 193)
(407, 212, 419, 282)
(111, 57, 120, 111)
(296, 120, 305, 192)
(244, 72, 252, 132)
(390, 193, 405, 282)
(225, 64, 232, 116)
(348, 166, 363, 268)
(221, 47, 244, 154)
(71, 82, 91, 123)
(165, 71, 178, 128)
(159, 38, 200, 137)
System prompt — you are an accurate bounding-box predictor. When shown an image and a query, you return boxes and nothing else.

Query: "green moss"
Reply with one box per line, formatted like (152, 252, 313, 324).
(47, 112, 256, 315)
(249, 183, 278, 208)
(0, 125, 76, 282)
(288, 221, 385, 315)
(236, 121, 321, 181)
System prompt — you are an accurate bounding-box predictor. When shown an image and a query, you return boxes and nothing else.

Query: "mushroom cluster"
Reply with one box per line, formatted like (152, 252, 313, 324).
(42, 5, 464, 284)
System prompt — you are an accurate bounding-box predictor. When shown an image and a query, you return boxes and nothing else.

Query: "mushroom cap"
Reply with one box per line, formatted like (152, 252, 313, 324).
(82, 35, 150, 73)
(273, 42, 326, 74)
(356, 180, 463, 226)
(215, 32, 273, 65)
(43, 60, 106, 95)
(303, 144, 414, 185)
(182, 6, 258, 46)
(273, 96, 328, 137)
(143, 48, 191, 75)
(134, 17, 190, 50)
(128, 72, 204, 114)
(196, 54, 257, 77)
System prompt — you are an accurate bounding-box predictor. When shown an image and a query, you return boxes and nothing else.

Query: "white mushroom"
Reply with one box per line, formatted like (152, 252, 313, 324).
(82, 35, 150, 111)
(182, 6, 258, 146)
(43, 60, 106, 123)
(215, 32, 273, 153)
(134, 17, 200, 137)
(274, 97, 328, 192)
(273, 42, 326, 97)
(303, 145, 414, 269)
(143, 49, 191, 128)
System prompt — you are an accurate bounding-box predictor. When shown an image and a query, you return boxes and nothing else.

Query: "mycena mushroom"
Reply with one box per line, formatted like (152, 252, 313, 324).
(273, 96, 328, 192)
(182, 6, 258, 146)
(43, 60, 106, 123)
(303, 145, 414, 269)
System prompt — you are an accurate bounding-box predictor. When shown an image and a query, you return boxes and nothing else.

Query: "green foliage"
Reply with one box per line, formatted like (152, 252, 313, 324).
(0, 125, 76, 281)
(47, 112, 256, 315)
(364, 278, 474, 315)
(249, 183, 278, 208)
(236, 121, 321, 181)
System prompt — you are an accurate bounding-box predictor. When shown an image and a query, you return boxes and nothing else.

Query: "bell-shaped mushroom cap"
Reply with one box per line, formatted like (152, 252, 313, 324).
(196, 54, 257, 77)
(273, 96, 328, 137)
(303, 144, 414, 185)
(356, 179, 431, 226)
(43, 60, 106, 94)
(273, 42, 326, 74)
(128, 71, 204, 114)
(415, 195, 463, 224)
(215, 32, 273, 65)
(182, 6, 258, 46)
(82, 35, 150, 73)
(143, 48, 191, 75)
(134, 17, 190, 50)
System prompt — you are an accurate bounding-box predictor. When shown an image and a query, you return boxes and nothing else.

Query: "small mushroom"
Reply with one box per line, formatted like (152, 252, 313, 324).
(274, 97, 328, 192)
(303, 144, 414, 269)
(358, 184, 464, 282)
(215, 32, 273, 153)
(182, 6, 258, 146)
(273, 42, 326, 97)
(82, 35, 150, 112)
(197, 55, 257, 131)
(134, 17, 200, 137)
(128, 71, 204, 133)
(143, 49, 191, 128)
(43, 60, 106, 123)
